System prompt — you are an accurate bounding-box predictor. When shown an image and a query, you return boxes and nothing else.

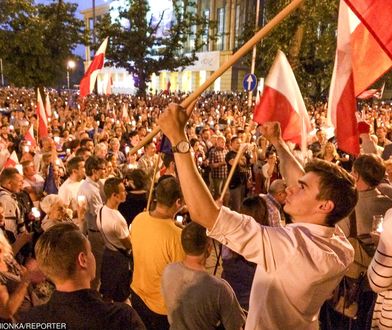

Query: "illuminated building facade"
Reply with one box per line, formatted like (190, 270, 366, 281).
(81, 0, 261, 94)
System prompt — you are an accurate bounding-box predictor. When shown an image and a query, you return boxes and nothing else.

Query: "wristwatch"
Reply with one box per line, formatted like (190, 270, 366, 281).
(172, 140, 191, 154)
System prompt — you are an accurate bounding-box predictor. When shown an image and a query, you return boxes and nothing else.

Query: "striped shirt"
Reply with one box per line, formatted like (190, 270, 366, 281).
(368, 208, 392, 329)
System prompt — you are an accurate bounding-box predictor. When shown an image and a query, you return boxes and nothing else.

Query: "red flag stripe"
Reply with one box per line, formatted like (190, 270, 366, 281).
(351, 22, 392, 96)
(335, 74, 359, 155)
(36, 89, 48, 138)
(24, 125, 37, 148)
(344, 0, 392, 60)
(254, 86, 305, 145)
(253, 50, 311, 146)
(80, 37, 108, 98)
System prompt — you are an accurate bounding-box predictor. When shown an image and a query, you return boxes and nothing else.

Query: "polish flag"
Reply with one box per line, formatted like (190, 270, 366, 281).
(79, 37, 109, 98)
(45, 94, 52, 118)
(344, 0, 392, 60)
(253, 50, 311, 146)
(3, 151, 19, 169)
(24, 125, 37, 148)
(328, 1, 392, 155)
(36, 89, 48, 138)
(357, 82, 385, 100)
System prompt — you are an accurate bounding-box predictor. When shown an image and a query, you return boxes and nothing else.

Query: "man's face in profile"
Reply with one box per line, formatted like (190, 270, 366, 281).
(284, 172, 325, 223)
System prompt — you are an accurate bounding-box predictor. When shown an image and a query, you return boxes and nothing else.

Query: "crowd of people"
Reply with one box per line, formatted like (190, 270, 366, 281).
(0, 86, 391, 329)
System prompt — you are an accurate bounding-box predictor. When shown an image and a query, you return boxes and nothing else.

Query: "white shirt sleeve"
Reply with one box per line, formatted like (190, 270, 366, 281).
(207, 206, 296, 272)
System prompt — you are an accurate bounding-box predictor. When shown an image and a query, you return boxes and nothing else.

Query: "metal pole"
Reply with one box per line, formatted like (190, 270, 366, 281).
(0, 58, 4, 86)
(92, 0, 96, 46)
(247, 0, 260, 109)
(67, 69, 70, 89)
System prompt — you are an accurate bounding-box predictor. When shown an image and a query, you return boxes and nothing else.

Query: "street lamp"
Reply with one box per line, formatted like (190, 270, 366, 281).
(0, 58, 4, 86)
(66, 60, 76, 89)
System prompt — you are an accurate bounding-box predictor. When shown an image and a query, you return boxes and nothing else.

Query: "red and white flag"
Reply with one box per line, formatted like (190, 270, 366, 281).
(24, 125, 37, 148)
(3, 151, 19, 169)
(328, 1, 392, 155)
(79, 37, 109, 98)
(344, 1, 392, 60)
(45, 94, 52, 118)
(36, 89, 48, 138)
(357, 82, 385, 100)
(253, 50, 311, 146)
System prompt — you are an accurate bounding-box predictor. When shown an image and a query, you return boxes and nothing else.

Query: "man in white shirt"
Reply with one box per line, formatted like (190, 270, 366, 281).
(158, 105, 358, 329)
(58, 156, 85, 216)
(97, 177, 132, 303)
(78, 156, 106, 290)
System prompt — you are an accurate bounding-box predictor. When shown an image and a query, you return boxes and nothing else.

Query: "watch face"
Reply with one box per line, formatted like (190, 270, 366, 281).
(177, 141, 190, 153)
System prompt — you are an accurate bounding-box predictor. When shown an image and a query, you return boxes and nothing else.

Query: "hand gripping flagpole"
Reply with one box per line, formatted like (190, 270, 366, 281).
(130, 0, 305, 155)
(219, 144, 249, 202)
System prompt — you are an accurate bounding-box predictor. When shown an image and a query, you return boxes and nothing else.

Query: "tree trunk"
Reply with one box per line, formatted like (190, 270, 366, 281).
(288, 2, 305, 70)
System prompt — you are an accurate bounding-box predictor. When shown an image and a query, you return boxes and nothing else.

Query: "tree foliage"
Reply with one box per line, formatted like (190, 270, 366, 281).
(239, 0, 338, 102)
(0, 0, 86, 88)
(96, 0, 213, 95)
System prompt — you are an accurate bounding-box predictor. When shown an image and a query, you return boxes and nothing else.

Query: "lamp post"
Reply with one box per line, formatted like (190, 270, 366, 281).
(66, 60, 76, 89)
(0, 58, 4, 86)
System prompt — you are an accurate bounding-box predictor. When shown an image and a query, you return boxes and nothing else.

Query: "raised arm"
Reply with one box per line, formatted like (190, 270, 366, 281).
(261, 122, 305, 187)
(158, 104, 219, 230)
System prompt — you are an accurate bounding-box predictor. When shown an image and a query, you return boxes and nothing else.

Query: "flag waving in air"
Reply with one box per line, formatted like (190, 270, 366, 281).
(79, 37, 109, 98)
(36, 89, 48, 139)
(253, 50, 311, 146)
(328, 0, 392, 155)
(24, 125, 37, 148)
(344, 0, 392, 60)
(3, 151, 19, 169)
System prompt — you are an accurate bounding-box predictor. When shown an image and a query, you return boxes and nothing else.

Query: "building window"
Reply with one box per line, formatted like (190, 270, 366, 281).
(202, 9, 210, 51)
(217, 7, 225, 51)
(235, 5, 240, 48)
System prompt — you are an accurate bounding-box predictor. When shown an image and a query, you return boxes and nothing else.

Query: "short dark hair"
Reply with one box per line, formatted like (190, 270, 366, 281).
(80, 138, 93, 147)
(304, 159, 358, 226)
(241, 196, 269, 226)
(230, 136, 239, 144)
(66, 156, 84, 175)
(84, 156, 101, 177)
(155, 176, 182, 207)
(0, 168, 19, 185)
(353, 154, 385, 187)
(181, 222, 209, 256)
(35, 223, 88, 282)
(125, 169, 147, 190)
(75, 147, 90, 158)
(104, 177, 122, 199)
(162, 153, 175, 168)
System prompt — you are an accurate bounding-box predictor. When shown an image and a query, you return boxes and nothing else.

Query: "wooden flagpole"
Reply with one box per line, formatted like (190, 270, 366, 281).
(146, 153, 161, 211)
(130, 0, 304, 155)
(219, 144, 248, 202)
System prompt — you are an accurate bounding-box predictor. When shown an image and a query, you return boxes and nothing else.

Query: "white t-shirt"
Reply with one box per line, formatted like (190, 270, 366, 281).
(58, 178, 84, 211)
(97, 205, 129, 251)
